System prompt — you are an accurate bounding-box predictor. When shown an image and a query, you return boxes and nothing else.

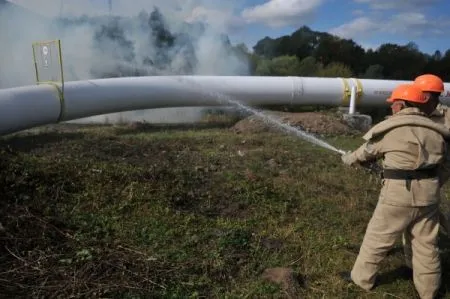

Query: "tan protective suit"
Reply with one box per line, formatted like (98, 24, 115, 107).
(430, 103, 450, 188)
(403, 103, 450, 270)
(346, 107, 450, 299)
(431, 103, 450, 127)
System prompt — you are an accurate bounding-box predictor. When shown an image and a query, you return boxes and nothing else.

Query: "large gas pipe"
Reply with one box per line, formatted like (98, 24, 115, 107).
(1, 75, 450, 136)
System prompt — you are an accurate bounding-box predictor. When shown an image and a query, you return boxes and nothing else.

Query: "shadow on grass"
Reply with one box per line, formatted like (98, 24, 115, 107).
(374, 234, 450, 298)
(437, 233, 450, 298)
(0, 131, 86, 153)
(113, 122, 234, 135)
(343, 238, 450, 298)
(343, 244, 404, 256)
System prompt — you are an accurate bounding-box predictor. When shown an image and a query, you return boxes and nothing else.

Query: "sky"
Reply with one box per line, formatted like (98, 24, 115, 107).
(6, 0, 450, 54)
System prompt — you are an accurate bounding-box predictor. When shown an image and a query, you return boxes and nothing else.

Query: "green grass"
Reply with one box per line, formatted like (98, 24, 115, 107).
(0, 123, 449, 298)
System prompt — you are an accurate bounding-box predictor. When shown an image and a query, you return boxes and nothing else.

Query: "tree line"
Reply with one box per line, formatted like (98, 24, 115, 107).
(237, 26, 449, 80)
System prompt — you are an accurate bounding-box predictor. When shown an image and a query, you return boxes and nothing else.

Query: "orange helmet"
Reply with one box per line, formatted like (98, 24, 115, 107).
(386, 84, 408, 103)
(386, 84, 427, 104)
(414, 74, 444, 93)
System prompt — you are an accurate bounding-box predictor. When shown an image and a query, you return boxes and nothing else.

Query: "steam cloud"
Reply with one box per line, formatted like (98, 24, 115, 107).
(0, 0, 249, 123)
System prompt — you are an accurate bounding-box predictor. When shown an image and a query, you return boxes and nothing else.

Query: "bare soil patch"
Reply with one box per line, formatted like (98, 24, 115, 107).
(262, 267, 304, 298)
(231, 111, 359, 136)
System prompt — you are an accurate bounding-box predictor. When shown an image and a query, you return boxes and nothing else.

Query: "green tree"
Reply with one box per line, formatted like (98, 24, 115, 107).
(253, 36, 277, 58)
(372, 42, 426, 79)
(270, 55, 301, 76)
(289, 26, 321, 60)
(362, 64, 384, 79)
(297, 56, 319, 76)
(254, 58, 272, 76)
(432, 50, 442, 60)
(314, 35, 365, 74)
(316, 62, 353, 77)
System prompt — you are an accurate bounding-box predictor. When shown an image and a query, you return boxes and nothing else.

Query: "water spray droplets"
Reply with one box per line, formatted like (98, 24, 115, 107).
(176, 77, 345, 155)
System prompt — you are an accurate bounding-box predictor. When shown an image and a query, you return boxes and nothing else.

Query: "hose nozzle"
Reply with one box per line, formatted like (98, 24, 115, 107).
(337, 149, 348, 155)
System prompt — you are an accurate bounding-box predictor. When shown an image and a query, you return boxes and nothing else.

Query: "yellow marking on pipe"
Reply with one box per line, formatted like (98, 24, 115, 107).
(354, 78, 363, 104)
(341, 78, 351, 105)
(32, 39, 66, 122)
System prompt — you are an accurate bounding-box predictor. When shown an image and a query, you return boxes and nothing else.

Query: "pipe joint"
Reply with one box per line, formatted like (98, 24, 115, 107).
(37, 82, 65, 122)
(290, 77, 303, 106)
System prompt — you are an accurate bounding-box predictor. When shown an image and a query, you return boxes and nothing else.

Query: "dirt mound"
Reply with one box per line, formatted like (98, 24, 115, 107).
(231, 111, 358, 136)
(262, 267, 304, 298)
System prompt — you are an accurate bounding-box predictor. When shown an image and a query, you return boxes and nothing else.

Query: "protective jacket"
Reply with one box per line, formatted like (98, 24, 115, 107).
(348, 107, 450, 206)
(430, 103, 450, 127)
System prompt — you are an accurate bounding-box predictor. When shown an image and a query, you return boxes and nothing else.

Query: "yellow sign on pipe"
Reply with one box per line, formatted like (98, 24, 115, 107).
(32, 39, 66, 121)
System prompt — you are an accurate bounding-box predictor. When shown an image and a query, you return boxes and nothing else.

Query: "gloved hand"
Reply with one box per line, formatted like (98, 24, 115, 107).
(360, 160, 382, 174)
(341, 152, 358, 166)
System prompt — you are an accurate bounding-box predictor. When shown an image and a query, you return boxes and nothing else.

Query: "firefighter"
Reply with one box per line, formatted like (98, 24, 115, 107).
(400, 74, 450, 276)
(340, 83, 450, 299)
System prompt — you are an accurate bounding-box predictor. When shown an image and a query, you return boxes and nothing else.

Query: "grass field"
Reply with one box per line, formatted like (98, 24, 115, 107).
(0, 123, 449, 298)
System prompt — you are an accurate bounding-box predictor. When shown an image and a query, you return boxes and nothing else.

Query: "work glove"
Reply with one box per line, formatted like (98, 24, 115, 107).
(341, 152, 358, 166)
(360, 160, 382, 175)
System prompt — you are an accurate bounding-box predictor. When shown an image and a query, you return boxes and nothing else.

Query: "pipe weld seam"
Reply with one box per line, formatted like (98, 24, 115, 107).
(39, 82, 65, 122)
(291, 76, 302, 106)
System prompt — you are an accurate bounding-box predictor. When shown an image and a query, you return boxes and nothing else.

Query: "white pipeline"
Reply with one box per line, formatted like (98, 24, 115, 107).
(1, 75, 450, 136)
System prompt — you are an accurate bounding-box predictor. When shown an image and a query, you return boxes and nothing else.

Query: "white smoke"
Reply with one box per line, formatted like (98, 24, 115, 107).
(0, 0, 249, 124)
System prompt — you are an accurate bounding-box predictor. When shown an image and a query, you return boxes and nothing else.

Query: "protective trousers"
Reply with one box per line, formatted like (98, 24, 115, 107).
(403, 210, 450, 268)
(351, 202, 441, 299)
